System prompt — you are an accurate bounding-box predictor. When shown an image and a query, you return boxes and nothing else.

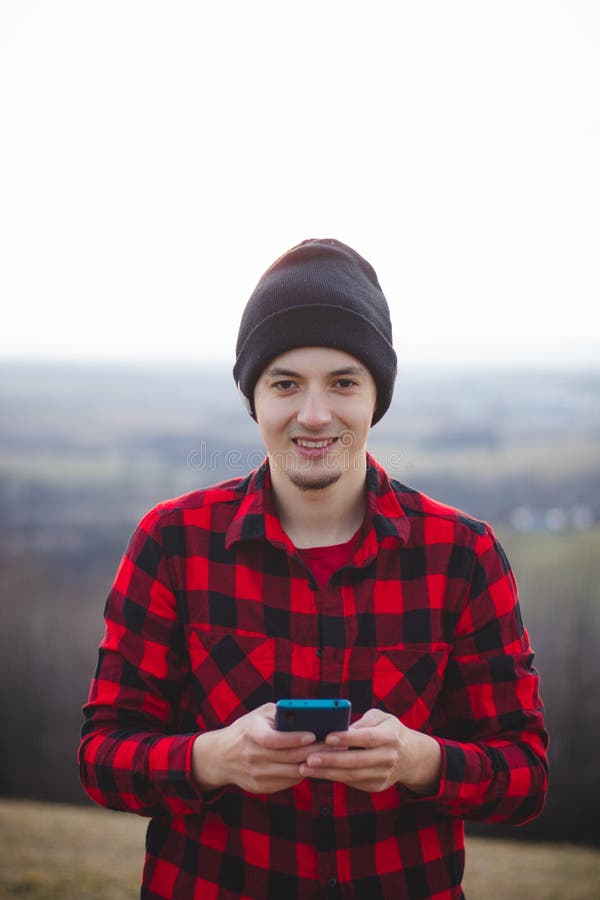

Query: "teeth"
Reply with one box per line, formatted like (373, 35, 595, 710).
(296, 439, 333, 448)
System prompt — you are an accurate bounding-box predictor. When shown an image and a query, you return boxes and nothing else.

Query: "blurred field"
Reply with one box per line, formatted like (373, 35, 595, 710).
(0, 799, 599, 900)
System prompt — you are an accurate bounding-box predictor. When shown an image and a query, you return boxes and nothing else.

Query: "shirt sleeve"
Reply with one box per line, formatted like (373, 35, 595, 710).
(423, 525, 548, 824)
(78, 507, 213, 817)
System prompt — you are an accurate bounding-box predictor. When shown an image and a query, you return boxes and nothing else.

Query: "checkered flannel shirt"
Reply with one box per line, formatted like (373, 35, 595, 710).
(79, 454, 548, 899)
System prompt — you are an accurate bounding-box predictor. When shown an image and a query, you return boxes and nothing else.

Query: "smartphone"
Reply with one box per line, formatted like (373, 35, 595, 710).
(275, 698, 351, 741)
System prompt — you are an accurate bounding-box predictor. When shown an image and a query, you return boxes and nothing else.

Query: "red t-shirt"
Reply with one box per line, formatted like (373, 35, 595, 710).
(296, 527, 363, 587)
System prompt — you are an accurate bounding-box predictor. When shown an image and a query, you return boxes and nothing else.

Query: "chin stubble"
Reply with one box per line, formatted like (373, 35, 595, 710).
(287, 471, 342, 492)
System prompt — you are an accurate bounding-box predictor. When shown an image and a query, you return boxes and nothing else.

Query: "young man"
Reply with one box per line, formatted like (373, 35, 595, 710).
(79, 239, 548, 899)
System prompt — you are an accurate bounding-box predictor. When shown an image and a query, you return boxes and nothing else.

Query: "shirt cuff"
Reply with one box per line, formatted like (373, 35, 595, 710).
(424, 737, 490, 810)
(147, 733, 227, 815)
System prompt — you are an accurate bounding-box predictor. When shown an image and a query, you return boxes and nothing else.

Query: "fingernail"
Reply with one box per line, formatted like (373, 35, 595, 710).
(301, 733, 315, 745)
(327, 735, 340, 745)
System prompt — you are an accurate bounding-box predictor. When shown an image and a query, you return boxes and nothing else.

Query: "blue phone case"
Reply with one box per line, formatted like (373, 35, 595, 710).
(275, 699, 351, 741)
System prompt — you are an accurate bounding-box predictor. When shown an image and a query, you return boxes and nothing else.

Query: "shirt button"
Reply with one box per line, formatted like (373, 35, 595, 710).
(327, 877, 338, 888)
(320, 805, 331, 817)
(315, 647, 323, 657)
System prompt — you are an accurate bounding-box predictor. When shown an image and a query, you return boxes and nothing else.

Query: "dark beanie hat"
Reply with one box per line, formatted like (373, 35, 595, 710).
(233, 238, 397, 425)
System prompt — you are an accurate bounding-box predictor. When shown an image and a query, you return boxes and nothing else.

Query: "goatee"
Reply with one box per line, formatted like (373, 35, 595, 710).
(288, 471, 342, 492)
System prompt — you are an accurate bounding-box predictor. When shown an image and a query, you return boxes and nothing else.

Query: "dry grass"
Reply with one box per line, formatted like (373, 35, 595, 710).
(464, 836, 600, 900)
(0, 799, 598, 899)
(0, 800, 145, 900)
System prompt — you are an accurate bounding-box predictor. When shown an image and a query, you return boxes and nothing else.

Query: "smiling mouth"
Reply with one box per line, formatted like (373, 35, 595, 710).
(293, 437, 338, 449)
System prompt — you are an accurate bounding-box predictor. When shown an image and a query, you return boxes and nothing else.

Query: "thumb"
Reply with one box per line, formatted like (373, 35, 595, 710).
(350, 708, 388, 730)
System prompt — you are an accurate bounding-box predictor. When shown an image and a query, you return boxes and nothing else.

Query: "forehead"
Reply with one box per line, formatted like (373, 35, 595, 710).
(260, 346, 368, 377)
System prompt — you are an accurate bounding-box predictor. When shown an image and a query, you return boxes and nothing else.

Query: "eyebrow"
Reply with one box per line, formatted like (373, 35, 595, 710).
(263, 365, 368, 378)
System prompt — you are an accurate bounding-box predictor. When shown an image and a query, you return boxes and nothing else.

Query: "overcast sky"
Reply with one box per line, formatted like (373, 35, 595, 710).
(1, 1, 599, 370)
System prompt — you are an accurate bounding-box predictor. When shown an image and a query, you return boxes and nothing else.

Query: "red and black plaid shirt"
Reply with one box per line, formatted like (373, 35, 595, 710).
(79, 455, 548, 899)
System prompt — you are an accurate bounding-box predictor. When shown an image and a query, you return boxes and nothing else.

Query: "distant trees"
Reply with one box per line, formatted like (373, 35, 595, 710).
(468, 528, 600, 845)
(0, 553, 105, 803)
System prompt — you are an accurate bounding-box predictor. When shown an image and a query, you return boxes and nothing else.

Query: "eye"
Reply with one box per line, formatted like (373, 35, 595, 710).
(334, 378, 359, 389)
(273, 380, 297, 391)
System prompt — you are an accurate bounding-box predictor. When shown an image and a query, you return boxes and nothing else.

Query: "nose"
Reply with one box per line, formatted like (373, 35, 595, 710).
(296, 386, 333, 430)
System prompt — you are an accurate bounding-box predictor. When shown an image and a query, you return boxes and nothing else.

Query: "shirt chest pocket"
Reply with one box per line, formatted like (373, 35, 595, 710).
(187, 627, 276, 729)
(370, 645, 451, 731)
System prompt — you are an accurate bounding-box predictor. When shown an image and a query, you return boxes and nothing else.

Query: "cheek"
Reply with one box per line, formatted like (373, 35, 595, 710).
(347, 401, 376, 437)
(254, 403, 286, 445)
(257, 421, 277, 451)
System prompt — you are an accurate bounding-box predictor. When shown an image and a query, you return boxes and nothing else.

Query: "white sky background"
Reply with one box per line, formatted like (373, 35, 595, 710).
(1, 1, 599, 370)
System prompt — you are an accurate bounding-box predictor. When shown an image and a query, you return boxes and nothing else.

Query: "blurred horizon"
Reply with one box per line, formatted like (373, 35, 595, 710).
(1, 341, 599, 371)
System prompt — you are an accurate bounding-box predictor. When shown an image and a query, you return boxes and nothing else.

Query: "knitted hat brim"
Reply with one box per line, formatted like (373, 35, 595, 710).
(234, 304, 397, 425)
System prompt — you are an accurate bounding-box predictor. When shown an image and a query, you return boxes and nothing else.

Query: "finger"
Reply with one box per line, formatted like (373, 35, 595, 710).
(299, 761, 387, 785)
(260, 728, 317, 750)
(251, 712, 318, 748)
(350, 708, 389, 729)
(328, 711, 402, 748)
(245, 763, 307, 793)
(304, 748, 382, 770)
(325, 727, 381, 749)
(262, 743, 330, 765)
(254, 702, 277, 718)
(263, 762, 312, 779)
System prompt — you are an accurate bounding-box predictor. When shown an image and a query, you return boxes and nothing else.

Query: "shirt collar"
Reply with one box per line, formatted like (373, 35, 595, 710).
(225, 452, 411, 555)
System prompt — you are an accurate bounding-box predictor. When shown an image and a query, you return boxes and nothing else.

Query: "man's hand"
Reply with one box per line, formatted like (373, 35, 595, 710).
(192, 703, 323, 794)
(298, 708, 442, 794)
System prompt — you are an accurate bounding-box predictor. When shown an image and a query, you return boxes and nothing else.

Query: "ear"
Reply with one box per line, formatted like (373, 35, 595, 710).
(237, 384, 257, 421)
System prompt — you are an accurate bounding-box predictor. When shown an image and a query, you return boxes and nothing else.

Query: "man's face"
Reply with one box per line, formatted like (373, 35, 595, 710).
(253, 346, 377, 493)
